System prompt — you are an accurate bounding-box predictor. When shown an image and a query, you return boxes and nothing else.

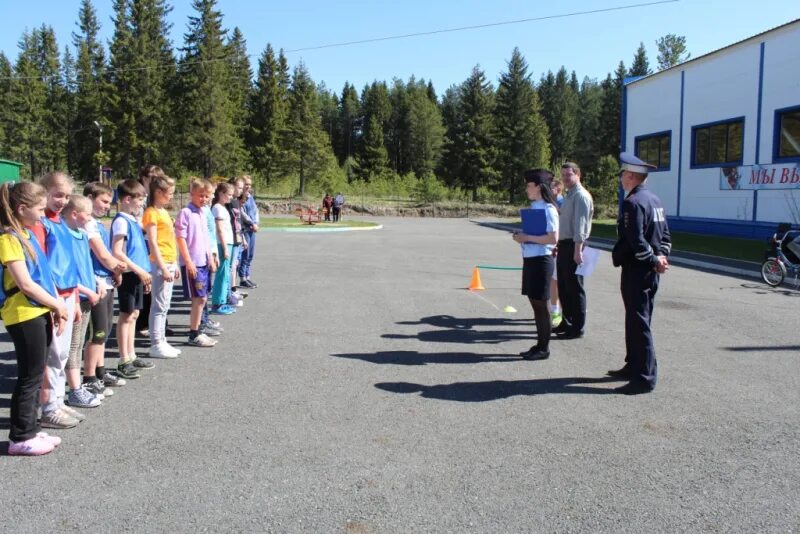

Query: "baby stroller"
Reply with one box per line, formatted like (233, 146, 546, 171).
(761, 222, 800, 287)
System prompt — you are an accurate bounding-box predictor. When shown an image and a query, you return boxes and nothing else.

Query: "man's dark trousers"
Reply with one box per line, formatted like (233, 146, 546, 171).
(556, 239, 586, 335)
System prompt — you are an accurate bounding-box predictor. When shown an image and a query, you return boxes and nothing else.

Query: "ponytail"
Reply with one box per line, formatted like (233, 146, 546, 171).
(0, 182, 45, 261)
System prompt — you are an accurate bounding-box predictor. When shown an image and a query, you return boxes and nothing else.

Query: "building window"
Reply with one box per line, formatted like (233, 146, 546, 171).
(775, 106, 800, 162)
(692, 118, 744, 167)
(634, 131, 671, 170)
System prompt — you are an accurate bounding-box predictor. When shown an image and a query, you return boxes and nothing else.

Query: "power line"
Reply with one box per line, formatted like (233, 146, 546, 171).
(0, 0, 679, 82)
(284, 0, 679, 53)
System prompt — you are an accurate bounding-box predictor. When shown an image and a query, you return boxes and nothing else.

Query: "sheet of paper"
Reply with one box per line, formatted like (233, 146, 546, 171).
(575, 246, 601, 277)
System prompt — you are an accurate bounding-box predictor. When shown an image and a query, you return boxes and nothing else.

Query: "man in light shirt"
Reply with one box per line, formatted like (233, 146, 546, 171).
(554, 162, 593, 339)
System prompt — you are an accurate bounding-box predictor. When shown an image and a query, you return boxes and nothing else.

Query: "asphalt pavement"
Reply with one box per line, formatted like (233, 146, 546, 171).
(1, 216, 798, 533)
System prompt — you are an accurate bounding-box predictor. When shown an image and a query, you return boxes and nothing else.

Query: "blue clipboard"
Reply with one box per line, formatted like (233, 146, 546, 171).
(520, 208, 547, 236)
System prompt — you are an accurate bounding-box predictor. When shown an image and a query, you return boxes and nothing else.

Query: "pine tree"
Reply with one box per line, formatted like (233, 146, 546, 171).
(453, 66, 498, 201)
(656, 34, 690, 70)
(284, 62, 332, 195)
(72, 0, 109, 181)
(248, 43, 288, 184)
(598, 61, 626, 158)
(575, 77, 603, 171)
(629, 42, 651, 77)
(38, 25, 67, 172)
(62, 46, 78, 175)
(8, 27, 66, 177)
(357, 81, 391, 179)
(226, 26, 252, 169)
(387, 78, 410, 173)
(540, 67, 579, 163)
(438, 85, 462, 187)
(406, 78, 445, 178)
(177, 0, 242, 177)
(495, 48, 550, 202)
(334, 82, 360, 165)
(359, 114, 390, 180)
(107, 0, 176, 178)
(0, 53, 12, 151)
(317, 82, 338, 148)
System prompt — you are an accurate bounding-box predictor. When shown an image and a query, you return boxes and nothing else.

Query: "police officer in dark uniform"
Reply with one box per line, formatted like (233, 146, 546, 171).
(610, 153, 672, 395)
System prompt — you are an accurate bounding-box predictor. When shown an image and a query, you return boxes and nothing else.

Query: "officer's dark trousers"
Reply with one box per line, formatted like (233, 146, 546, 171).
(556, 240, 587, 335)
(621, 265, 659, 388)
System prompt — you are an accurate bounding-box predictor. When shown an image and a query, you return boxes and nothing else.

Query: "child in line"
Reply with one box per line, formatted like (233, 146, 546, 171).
(549, 179, 565, 327)
(143, 174, 182, 358)
(175, 179, 217, 348)
(200, 180, 223, 335)
(62, 196, 103, 409)
(0, 182, 68, 455)
(31, 172, 84, 429)
(83, 182, 128, 388)
(237, 175, 259, 289)
(111, 179, 154, 378)
(211, 183, 236, 315)
(226, 177, 245, 306)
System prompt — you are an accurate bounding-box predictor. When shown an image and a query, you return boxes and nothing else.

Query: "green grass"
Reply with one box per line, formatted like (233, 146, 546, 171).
(260, 217, 379, 229)
(591, 219, 765, 263)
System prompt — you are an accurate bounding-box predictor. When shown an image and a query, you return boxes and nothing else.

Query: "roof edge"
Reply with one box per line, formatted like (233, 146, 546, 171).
(626, 18, 800, 85)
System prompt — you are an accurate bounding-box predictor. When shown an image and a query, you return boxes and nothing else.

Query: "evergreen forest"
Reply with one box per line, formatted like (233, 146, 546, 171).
(0, 0, 690, 210)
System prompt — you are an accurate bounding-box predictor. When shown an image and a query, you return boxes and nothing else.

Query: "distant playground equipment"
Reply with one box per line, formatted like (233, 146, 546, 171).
(467, 265, 522, 291)
(761, 223, 800, 288)
(294, 205, 322, 225)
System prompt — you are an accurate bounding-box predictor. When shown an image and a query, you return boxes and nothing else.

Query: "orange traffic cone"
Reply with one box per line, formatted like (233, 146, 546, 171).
(468, 267, 485, 291)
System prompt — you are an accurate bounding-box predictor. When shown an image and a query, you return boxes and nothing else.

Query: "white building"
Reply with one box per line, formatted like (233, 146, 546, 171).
(623, 19, 800, 238)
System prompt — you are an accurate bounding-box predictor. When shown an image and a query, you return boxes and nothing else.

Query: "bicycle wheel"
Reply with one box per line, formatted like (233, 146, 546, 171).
(761, 259, 785, 287)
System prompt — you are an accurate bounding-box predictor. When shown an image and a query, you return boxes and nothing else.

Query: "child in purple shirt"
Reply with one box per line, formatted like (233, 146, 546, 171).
(175, 179, 217, 348)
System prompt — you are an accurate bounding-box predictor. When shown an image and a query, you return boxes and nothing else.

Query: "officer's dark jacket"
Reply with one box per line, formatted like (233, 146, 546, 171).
(612, 184, 672, 268)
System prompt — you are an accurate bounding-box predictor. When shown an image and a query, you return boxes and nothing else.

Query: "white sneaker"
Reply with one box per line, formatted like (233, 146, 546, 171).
(163, 342, 182, 355)
(236, 299, 244, 307)
(149, 343, 179, 359)
(188, 333, 217, 347)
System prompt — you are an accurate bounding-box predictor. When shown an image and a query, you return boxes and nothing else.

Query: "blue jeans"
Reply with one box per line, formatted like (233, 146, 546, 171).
(238, 231, 256, 279)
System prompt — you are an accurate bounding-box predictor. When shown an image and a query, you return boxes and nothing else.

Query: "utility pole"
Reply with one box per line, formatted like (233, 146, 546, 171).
(93, 121, 103, 182)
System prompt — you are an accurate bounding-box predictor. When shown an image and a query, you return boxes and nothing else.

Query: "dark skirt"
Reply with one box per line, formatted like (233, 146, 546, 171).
(521, 255, 555, 300)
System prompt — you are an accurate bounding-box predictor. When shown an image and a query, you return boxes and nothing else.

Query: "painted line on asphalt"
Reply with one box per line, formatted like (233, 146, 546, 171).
(262, 224, 383, 233)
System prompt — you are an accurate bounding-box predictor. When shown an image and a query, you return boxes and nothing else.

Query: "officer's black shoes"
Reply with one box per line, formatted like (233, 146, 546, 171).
(614, 381, 654, 395)
(519, 345, 537, 356)
(521, 347, 550, 361)
(555, 330, 584, 340)
(607, 366, 633, 379)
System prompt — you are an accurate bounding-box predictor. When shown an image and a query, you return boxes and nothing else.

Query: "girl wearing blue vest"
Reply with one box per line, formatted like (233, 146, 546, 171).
(111, 179, 154, 379)
(36, 171, 88, 430)
(0, 182, 68, 455)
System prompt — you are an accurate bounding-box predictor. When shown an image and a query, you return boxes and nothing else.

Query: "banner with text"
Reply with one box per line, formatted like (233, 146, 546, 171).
(720, 163, 800, 190)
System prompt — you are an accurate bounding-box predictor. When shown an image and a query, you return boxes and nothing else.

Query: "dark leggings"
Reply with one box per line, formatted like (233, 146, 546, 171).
(7, 313, 53, 442)
(529, 298, 551, 351)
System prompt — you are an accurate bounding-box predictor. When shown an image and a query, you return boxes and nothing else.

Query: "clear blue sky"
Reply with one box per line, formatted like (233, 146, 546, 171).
(1, 0, 798, 94)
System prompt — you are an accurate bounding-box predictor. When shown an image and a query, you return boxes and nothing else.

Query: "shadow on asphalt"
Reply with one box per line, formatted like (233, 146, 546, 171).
(385, 314, 536, 345)
(738, 282, 800, 296)
(722, 345, 800, 352)
(375, 376, 619, 401)
(396, 315, 532, 329)
(334, 350, 519, 366)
